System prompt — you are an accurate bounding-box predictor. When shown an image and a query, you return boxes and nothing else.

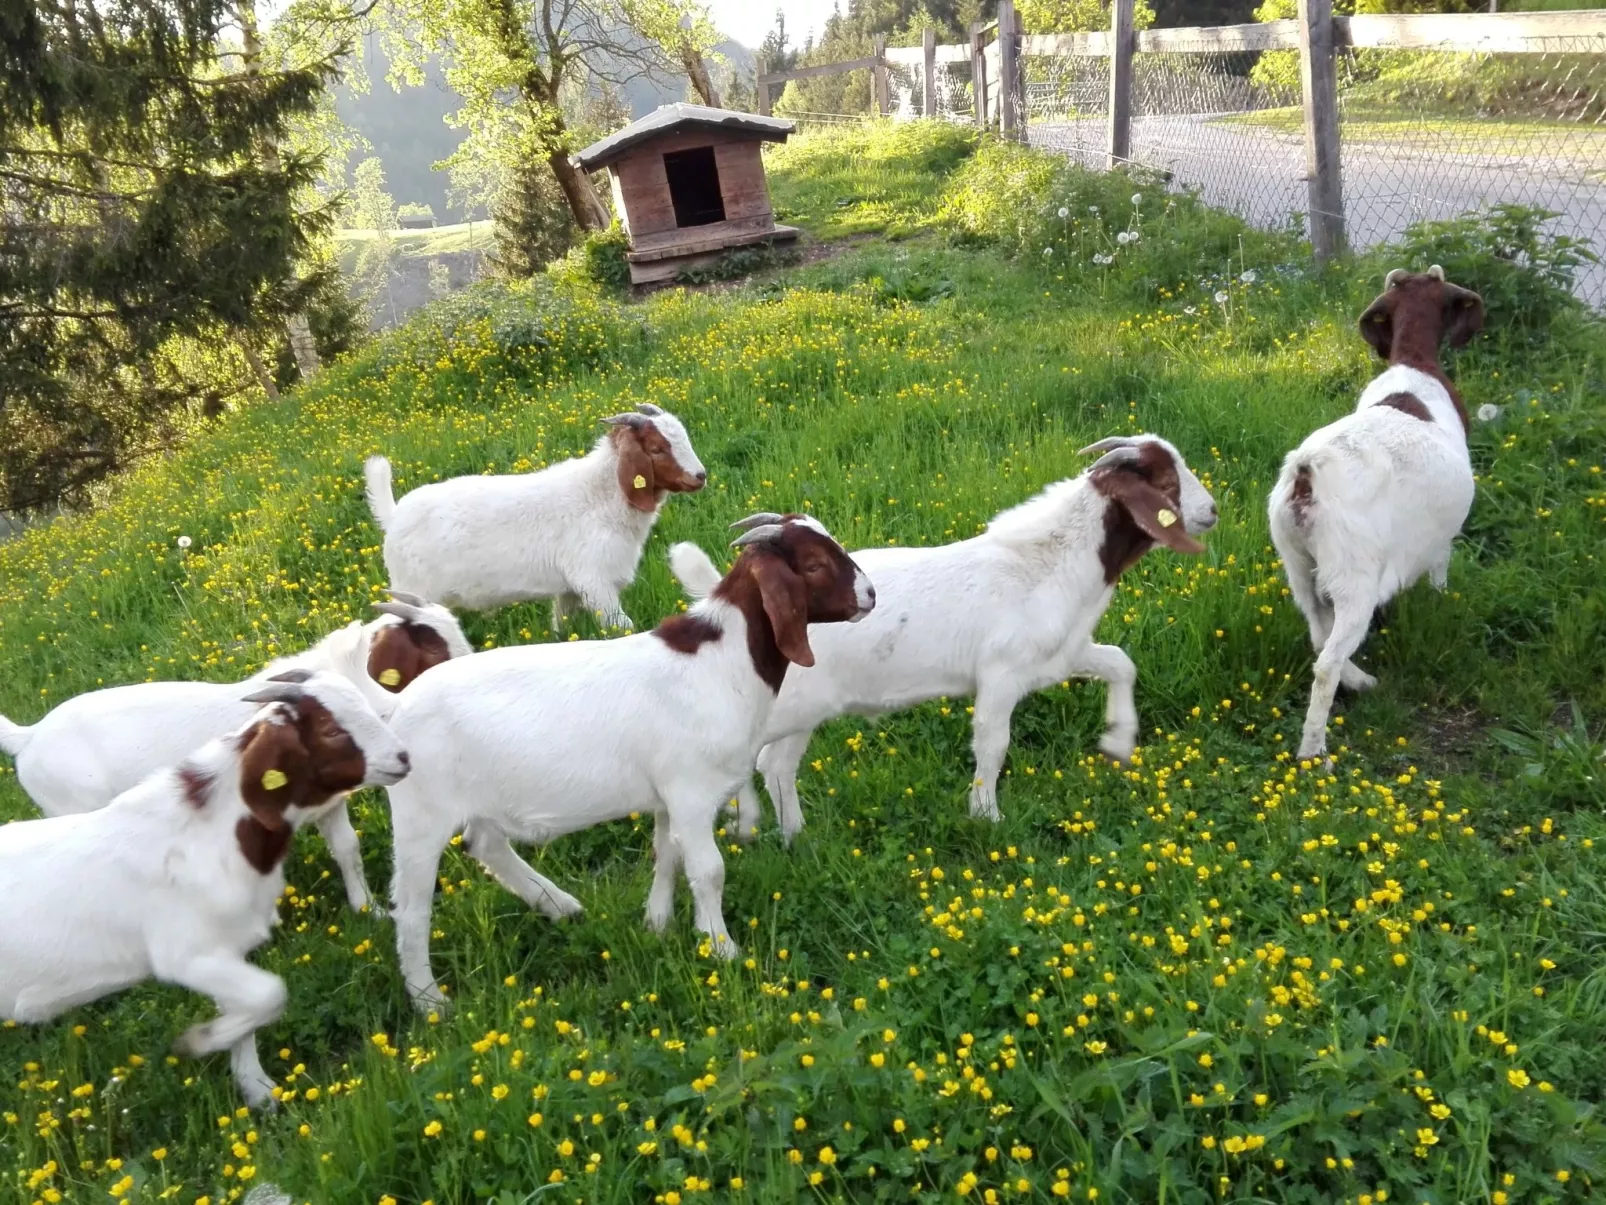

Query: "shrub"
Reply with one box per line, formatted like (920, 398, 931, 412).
(548, 224, 633, 291)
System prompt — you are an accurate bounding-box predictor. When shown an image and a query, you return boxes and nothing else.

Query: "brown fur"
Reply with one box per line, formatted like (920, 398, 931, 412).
(366, 621, 453, 693)
(1377, 391, 1433, 422)
(610, 421, 706, 514)
(1357, 271, 1484, 433)
(232, 697, 371, 874)
(708, 518, 868, 692)
(655, 614, 723, 654)
(177, 764, 214, 810)
(1090, 443, 1207, 584)
(1289, 464, 1316, 529)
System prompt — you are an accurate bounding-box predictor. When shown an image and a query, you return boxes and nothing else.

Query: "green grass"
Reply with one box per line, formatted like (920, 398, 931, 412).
(3, 124, 1606, 1205)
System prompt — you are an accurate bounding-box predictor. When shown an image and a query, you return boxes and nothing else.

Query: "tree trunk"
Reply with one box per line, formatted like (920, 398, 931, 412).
(548, 150, 610, 231)
(238, 0, 321, 381)
(682, 44, 721, 108)
(238, 338, 281, 400)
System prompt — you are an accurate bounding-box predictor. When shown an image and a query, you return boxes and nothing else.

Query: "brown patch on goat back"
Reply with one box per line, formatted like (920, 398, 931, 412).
(236, 816, 294, 875)
(367, 621, 453, 693)
(655, 615, 722, 654)
(1092, 442, 1183, 584)
(177, 764, 213, 809)
(1289, 464, 1316, 528)
(1377, 391, 1433, 422)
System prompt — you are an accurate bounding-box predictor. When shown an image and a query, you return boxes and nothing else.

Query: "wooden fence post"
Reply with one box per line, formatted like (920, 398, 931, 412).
(1297, 0, 1346, 260)
(757, 70, 771, 116)
(971, 22, 989, 129)
(873, 35, 889, 116)
(923, 27, 938, 116)
(998, 0, 1019, 137)
(1107, 0, 1134, 168)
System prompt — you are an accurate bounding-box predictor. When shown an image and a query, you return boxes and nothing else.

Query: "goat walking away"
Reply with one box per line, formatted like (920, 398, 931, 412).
(1269, 266, 1484, 760)
(382, 514, 874, 1012)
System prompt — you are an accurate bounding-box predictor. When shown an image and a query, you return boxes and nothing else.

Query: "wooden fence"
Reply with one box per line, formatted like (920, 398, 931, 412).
(756, 6, 1606, 262)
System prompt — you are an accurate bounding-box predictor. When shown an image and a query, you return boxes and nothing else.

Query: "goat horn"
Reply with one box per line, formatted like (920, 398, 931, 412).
(731, 525, 785, 547)
(385, 588, 430, 607)
(1077, 437, 1135, 457)
(602, 412, 647, 427)
(242, 682, 307, 705)
(1385, 268, 1408, 288)
(635, 403, 665, 416)
(1427, 264, 1445, 281)
(1089, 446, 1143, 472)
(730, 512, 786, 531)
(266, 669, 314, 684)
(372, 601, 422, 621)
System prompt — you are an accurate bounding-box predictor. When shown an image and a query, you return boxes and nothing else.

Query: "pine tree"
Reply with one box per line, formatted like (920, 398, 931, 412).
(0, 0, 342, 511)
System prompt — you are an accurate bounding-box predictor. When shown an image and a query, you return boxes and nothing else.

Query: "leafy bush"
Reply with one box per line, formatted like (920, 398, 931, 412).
(1383, 204, 1598, 342)
(548, 224, 632, 290)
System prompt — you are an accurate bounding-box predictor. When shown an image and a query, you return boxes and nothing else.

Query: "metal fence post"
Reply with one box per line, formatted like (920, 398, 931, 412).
(971, 22, 989, 130)
(1297, 0, 1346, 260)
(873, 34, 890, 116)
(998, 0, 1019, 138)
(1107, 0, 1135, 169)
(923, 28, 938, 116)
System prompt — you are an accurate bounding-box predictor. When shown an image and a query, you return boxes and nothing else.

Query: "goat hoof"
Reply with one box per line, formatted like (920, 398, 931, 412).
(707, 935, 740, 961)
(1297, 737, 1329, 762)
(409, 985, 452, 1017)
(239, 1079, 280, 1111)
(1340, 666, 1377, 693)
(1097, 733, 1136, 763)
(539, 889, 584, 920)
(173, 1025, 211, 1058)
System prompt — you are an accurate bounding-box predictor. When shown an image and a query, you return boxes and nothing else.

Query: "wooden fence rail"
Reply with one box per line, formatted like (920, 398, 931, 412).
(756, 8, 1606, 258)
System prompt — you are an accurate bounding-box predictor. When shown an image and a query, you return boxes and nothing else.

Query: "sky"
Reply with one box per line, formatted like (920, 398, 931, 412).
(706, 0, 834, 52)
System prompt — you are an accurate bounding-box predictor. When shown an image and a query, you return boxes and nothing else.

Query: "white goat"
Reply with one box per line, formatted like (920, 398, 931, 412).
(1269, 266, 1484, 760)
(383, 515, 874, 1010)
(0, 671, 410, 1108)
(364, 404, 707, 628)
(673, 436, 1216, 842)
(0, 592, 467, 911)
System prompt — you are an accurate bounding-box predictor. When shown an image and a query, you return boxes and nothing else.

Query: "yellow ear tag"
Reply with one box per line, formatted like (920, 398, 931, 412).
(633, 474, 648, 490)
(261, 768, 288, 791)
(1156, 508, 1178, 528)
(378, 667, 402, 687)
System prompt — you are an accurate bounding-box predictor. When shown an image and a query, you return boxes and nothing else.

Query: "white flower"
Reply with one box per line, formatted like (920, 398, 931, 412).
(1116, 231, 1133, 245)
(1057, 206, 1070, 219)
(1092, 253, 1113, 265)
(1088, 205, 1099, 214)
(1476, 403, 1502, 423)
(176, 535, 192, 550)
(1043, 246, 1053, 256)
(1214, 290, 1230, 304)
(1131, 193, 1143, 205)
(1184, 306, 1197, 315)
(1240, 269, 1258, 284)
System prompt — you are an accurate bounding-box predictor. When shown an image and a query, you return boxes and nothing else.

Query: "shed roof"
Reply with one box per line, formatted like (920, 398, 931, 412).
(573, 104, 795, 170)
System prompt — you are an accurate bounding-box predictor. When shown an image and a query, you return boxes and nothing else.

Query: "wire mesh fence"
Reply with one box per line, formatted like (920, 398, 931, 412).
(905, 24, 1606, 304)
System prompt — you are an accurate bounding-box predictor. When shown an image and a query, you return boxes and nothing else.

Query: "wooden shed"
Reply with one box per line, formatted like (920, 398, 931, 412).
(574, 104, 799, 285)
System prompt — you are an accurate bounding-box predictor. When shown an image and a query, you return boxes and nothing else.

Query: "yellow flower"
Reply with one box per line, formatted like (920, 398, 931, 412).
(423, 1120, 443, 1138)
(819, 1146, 837, 1166)
(1507, 1068, 1531, 1089)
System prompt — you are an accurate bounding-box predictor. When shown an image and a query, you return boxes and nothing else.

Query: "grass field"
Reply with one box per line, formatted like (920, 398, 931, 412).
(3, 124, 1606, 1205)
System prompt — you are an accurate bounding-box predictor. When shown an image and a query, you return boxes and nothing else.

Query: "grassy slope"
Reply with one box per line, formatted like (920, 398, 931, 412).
(3, 126, 1605, 1205)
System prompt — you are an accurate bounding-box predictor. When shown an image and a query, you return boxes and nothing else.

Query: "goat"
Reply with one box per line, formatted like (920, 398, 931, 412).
(672, 436, 1217, 843)
(0, 671, 410, 1108)
(0, 592, 466, 911)
(382, 514, 874, 1010)
(1269, 266, 1484, 760)
(364, 404, 707, 628)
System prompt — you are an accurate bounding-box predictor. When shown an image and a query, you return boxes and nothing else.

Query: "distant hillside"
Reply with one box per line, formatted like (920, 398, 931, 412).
(333, 34, 758, 225)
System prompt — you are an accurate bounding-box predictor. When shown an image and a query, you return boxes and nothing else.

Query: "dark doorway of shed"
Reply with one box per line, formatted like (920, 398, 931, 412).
(664, 147, 726, 227)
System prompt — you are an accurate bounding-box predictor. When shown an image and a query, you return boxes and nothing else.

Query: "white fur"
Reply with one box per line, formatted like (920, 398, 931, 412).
(365, 412, 706, 628)
(0, 674, 408, 1109)
(0, 604, 468, 911)
(1269, 364, 1475, 759)
(382, 523, 873, 1012)
(676, 435, 1217, 843)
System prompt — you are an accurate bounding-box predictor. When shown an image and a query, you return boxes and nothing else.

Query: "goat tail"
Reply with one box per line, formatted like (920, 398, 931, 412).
(1270, 453, 1318, 534)
(0, 713, 33, 758)
(364, 455, 396, 532)
(668, 542, 721, 600)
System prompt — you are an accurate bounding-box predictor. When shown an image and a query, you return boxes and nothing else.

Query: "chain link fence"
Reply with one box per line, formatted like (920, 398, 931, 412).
(899, 24, 1606, 304)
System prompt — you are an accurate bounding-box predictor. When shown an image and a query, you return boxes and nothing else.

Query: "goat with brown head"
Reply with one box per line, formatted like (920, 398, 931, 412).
(1359, 265, 1485, 368)
(1081, 435, 1218, 583)
(709, 514, 876, 691)
(604, 404, 708, 513)
(366, 591, 463, 693)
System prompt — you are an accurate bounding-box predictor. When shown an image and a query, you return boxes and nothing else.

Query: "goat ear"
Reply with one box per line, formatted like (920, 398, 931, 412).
(613, 427, 658, 514)
(237, 718, 310, 828)
(752, 556, 814, 668)
(1442, 284, 1485, 349)
(1358, 297, 1393, 360)
(366, 623, 419, 692)
(1106, 476, 1205, 555)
